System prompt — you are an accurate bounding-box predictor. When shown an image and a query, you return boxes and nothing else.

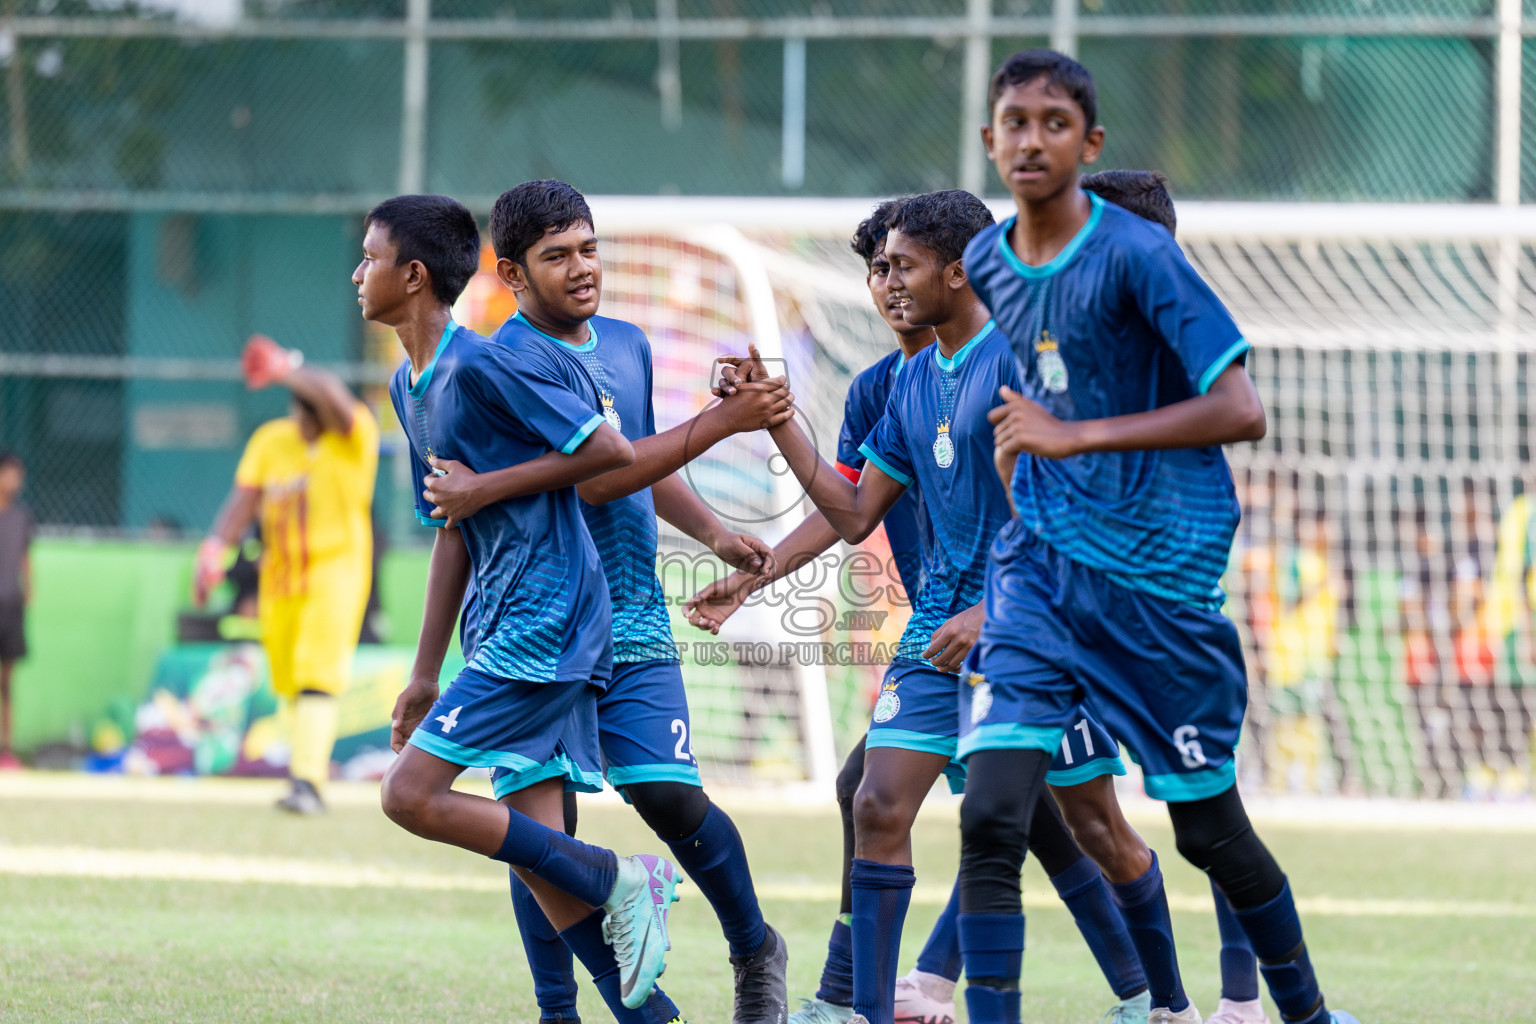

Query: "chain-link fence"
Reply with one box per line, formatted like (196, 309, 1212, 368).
(4, 1, 1532, 530)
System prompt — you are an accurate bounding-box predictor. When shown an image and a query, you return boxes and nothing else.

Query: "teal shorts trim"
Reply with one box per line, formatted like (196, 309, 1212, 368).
(864, 728, 966, 783)
(410, 729, 543, 772)
(606, 762, 704, 790)
(957, 722, 1065, 760)
(865, 727, 957, 758)
(1142, 759, 1236, 803)
(1045, 754, 1127, 788)
(488, 752, 605, 798)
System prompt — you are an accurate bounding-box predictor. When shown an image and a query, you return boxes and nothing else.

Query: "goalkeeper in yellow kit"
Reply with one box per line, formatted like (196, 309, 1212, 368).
(197, 335, 379, 813)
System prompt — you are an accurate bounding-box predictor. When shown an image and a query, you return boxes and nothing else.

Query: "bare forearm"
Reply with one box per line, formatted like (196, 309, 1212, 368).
(708, 510, 841, 606)
(652, 473, 725, 548)
(1073, 367, 1265, 454)
(413, 529, 471, 684)
(766, 420, 876, 542)
(477, 450, 625, 505)
(759, 511, 842, 585)
(282, 366, 357, 435)
(579, 408, 733, 505)
(208, 487, 260, 547)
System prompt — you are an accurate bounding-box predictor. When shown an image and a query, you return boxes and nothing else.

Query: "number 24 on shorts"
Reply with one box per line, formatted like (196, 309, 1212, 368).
(670, 719, 696, 764)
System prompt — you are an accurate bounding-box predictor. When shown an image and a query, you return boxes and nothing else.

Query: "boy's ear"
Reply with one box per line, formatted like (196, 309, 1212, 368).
(495, 256, 527, 294)
(404, 259, 431, 296)
(980, 124, 996, 163)
(1081, 125, 1106, 167)
(947, 258, 969, 291)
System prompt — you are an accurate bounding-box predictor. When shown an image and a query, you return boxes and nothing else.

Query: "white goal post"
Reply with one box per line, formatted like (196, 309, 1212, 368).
(585, 196, 1536, 801)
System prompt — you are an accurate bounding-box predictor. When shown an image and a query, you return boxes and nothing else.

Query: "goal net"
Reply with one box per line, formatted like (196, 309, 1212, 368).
(442, 197, 1536, 801)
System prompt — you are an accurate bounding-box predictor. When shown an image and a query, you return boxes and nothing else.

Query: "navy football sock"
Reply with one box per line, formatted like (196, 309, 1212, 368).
(958, 912, 1025, 1024)
(814, 916, 855, 1006)
(1049, 854, 1148, 1000)
(913, 875, 963, 982)
(1233, 880, 1327, 1022)
(559, 909, 680, 1024)
(964, 984, 1021, 1024)
(665, 802, 766, 959)
(1211, 876, 1260, 1002)
(850, 858, 916, 1024)
(1109, 852, 1188, 1012)
(493, 807, 618, 907)
(510, 872, 580, 1018)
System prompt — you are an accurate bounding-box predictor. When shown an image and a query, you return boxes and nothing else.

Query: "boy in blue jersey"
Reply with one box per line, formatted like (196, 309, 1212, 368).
(417, 180, 793, 1024)
(958, 50, 1360, 1024)
(1077, 167, 1271, 1024)
(742, 189, 1157, 1024)
(361, 194, 684, 1022)
(690, 199, 1153, 1024)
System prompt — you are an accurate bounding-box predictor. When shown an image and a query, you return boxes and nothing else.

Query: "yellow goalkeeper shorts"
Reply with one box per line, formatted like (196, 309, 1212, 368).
(259, 562, 369, 699)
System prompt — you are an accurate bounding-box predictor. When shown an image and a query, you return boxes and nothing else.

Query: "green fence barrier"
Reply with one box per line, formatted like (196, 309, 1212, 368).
(9, 538, 431, 755)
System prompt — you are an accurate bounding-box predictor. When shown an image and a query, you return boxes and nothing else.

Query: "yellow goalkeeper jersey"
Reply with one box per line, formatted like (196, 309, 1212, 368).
(234, 404, 379, 601)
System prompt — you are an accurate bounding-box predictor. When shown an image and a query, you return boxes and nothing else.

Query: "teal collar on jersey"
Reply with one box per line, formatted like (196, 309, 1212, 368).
(998, 190, 1104, 280)
(408, 318, 458, 399)
(934, 320, 997, 372)
(514, 310, 597, 353)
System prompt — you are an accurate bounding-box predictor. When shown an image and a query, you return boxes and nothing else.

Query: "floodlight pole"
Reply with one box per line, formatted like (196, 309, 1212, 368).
(958, 0, 990, 195)
(399, 0, 430, 195)
(1496, 0, 1521, 208)
(1495, 0, 1520, 380)
(782, 37, 807, 189)
(1053, 0, 1080, 56)
(658, 0, 683, 132)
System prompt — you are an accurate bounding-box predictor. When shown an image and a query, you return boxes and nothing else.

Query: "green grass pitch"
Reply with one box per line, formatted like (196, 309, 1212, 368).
(1, 775, 1532, 1023)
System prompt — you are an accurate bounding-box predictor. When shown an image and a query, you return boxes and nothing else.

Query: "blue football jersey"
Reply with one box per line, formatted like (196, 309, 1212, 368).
(963, 193, 1250, 608)
(858, 321, 1017, 663)
(491, 312, 678, 664)
(836, 348, 933, 600)
(388, 320, 612, 685)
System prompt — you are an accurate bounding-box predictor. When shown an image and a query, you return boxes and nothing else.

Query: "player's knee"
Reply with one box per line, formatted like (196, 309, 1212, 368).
(959, 782, 1030, 860)
(626, 781, 708, 843)
(379, 764, 435, 832)
(851, 775, 917, 844)
(1172, 814, 1236, 870)
(1166, 783, 1245, 870)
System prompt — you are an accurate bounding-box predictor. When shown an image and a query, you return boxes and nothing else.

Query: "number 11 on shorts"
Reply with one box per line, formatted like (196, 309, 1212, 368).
(1058, 719, 1095, 764)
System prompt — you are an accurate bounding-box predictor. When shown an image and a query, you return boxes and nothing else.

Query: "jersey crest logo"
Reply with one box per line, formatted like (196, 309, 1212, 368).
(968, 670, 993, 725)
(932, 419, 955, 468)
(601, 392, 622, 432)
(1035, 331, 1069, 394)
(872, 682, 902, 723)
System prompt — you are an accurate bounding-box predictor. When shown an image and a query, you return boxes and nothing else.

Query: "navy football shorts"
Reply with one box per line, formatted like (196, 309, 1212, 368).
(961, 519, 1247, 802)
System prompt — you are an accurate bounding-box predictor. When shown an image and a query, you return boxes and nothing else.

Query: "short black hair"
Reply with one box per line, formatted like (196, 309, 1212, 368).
(1080, 170, 1176, 235)
(364, 194, 481, 305)
(490, 179, 594, 266)
(989, 49, 1097, 128)
(0, 451, 20, 471)
(885, 189, 995, 267)
(850, 197, 912, 268)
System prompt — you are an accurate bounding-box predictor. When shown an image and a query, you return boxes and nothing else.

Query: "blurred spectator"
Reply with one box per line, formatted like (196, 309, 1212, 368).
(1265, 504, 1345, 793)
(0, 451, 34, 770)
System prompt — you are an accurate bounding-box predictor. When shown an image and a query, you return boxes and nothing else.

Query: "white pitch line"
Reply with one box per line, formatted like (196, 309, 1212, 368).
(7, 774, 1536, 833)
(0, 845, 1530, 921)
